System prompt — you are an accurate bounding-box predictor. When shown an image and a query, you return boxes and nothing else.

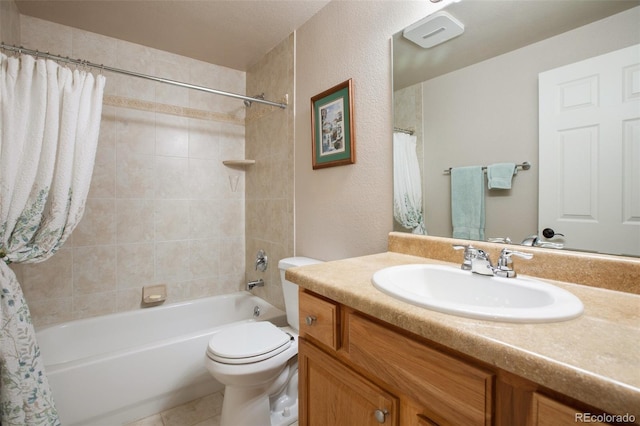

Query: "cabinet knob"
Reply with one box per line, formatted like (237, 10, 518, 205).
(374, 409, 389, 423)
(305, 315, 317, 326)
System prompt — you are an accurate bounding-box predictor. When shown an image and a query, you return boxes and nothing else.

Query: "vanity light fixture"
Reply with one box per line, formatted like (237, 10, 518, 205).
(403, 11, 465, 48)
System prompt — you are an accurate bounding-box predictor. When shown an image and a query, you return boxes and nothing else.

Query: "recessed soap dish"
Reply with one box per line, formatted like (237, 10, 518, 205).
(142, 284, 167, 306)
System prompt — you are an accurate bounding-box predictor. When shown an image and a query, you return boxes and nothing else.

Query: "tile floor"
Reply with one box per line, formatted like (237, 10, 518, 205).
(125, 391, 299, 426)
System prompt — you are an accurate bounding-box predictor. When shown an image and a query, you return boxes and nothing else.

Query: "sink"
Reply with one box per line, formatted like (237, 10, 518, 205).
(371, 264, 583, 323)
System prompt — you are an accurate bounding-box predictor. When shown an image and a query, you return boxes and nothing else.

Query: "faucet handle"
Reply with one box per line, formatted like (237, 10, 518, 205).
(452, 244, 478, 270)
(495, 248, 533, 277)
(255, 249, 268, 272)
(499, 248, 533, 261)
(488, 237, 512, 244)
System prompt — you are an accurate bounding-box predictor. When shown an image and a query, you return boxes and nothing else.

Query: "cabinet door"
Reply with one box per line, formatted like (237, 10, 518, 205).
(530, 393, 611, 426)
(299, 338, 398, 426)
(348, 313, 494, 426)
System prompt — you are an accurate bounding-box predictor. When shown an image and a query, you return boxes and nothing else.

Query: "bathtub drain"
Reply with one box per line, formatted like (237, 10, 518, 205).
(253, 306, 261, 317)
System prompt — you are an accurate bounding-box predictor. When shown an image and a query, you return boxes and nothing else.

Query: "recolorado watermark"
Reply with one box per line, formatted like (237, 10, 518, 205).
(575, 412, 636, 423)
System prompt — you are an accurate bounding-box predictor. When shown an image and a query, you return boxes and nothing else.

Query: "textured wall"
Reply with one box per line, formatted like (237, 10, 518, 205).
(293, 1, 446, 261)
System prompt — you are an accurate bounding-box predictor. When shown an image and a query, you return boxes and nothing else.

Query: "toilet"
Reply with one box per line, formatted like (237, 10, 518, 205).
(205, 257, 321, 426)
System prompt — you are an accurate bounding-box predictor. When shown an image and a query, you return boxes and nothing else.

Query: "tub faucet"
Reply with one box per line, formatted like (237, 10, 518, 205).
(247, 279, 264, 291)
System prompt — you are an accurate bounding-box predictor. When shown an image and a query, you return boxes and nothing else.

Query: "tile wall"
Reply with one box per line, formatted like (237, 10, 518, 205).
(11, 16, 249, 328)
(244, 34, 295, 311)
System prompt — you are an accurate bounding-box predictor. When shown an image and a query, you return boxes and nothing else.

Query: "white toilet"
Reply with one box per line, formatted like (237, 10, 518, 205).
(205, 257, 321, 426)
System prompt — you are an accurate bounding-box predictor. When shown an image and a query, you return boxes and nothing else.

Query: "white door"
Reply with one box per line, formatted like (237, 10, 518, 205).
(538, 44, 640, 256)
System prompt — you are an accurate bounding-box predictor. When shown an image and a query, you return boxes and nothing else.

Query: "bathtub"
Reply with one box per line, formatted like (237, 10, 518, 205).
(35, 291, 287, 426)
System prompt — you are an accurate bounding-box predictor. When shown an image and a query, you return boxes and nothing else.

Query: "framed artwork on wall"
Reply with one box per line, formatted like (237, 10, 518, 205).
(310, 79, 355, 169)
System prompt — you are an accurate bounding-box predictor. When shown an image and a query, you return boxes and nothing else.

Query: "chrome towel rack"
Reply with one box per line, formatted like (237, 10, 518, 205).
(444, 161, 531, 175)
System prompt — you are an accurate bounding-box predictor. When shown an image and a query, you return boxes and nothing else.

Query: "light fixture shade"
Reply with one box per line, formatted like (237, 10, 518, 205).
(403, 11, 465, 49)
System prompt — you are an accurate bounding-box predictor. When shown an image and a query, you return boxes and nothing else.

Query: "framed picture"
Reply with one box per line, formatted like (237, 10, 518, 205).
(310, 79, 355, 169)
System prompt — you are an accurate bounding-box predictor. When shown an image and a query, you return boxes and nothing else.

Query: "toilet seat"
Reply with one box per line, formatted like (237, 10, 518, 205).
(207, 322, 293, 365)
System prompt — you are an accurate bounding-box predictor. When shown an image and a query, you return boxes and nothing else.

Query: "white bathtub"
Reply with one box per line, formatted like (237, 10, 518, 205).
(36, 291, 287, 426)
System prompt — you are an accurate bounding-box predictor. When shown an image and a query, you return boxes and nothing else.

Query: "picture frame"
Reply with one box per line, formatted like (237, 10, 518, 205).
(310, 79, 355, 169)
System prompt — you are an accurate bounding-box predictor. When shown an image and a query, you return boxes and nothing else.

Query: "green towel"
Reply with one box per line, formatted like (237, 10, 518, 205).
(487, 163, 517, 189)
(451, 166, 485, 240)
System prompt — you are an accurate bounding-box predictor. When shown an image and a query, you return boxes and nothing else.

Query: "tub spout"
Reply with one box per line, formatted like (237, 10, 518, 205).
(247, 279, 264, 291)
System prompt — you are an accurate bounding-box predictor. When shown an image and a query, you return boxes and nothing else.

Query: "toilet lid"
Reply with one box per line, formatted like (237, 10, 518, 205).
(207, 322, 292, 364)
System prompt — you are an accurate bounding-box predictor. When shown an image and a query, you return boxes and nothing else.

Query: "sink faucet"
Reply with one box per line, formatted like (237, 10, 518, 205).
(470, 249, 494, 276)
(521, 228, 564, 249)
(453, 245, 493, 275)
(453, 245, 533, 278)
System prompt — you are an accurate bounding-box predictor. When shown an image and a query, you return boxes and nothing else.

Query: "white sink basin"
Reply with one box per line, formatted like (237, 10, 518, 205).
(371, 264, 583, 323)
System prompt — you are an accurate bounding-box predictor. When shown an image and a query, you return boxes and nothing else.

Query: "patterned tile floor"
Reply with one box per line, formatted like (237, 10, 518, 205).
(125, 391, 298, 426)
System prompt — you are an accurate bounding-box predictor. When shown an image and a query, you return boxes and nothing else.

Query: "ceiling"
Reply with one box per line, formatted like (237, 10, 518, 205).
(14, 0, 332, 71)
(393, 0, 640, 90)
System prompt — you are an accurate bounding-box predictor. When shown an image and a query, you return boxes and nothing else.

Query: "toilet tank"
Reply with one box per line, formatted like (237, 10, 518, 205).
(278, 257, 322, 331)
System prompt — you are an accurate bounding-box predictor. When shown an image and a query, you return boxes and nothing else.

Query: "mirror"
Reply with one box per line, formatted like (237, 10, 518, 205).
(393, 0, 640, 256)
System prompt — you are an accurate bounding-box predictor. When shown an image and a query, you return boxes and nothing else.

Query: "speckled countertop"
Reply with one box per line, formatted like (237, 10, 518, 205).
(287, 249, 640, 418)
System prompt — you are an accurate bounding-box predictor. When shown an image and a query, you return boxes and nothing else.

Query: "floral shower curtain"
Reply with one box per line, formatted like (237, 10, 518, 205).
(393, 131, 426, 234)
(0, 53, 105, 425)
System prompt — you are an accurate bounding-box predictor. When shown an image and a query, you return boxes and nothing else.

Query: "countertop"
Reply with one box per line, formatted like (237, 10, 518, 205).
(286, 251, 640, 418)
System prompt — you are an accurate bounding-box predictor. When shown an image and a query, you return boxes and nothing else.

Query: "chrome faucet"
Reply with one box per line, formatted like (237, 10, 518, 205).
(453, 245, 493, 275)
(247, 279, 264, 290)
(469, 249, 495, 276)
(493, 248, 533, 278)
(452, 244, 476, 270)
(453, 245, 533, 278)
(521, 228, 564, 249)
(255, 249, 268, 272)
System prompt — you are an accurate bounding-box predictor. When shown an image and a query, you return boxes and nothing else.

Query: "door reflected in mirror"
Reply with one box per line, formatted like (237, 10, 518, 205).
(392, 0, 640, 257)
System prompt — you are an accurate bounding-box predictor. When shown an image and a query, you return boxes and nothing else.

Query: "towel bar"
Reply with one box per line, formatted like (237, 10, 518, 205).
(444, 161, 531, 175)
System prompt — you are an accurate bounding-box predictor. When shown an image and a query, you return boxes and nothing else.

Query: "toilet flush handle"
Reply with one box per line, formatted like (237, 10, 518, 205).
(305, 315, 317, 326)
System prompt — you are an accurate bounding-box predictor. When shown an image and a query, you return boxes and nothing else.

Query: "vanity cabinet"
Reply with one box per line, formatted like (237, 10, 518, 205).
(298, 289, 618, 426)
(298, 290, 494, 426)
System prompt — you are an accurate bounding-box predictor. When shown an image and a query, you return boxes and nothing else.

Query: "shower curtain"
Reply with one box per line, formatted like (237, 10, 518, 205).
(393, 132, 426, 234)
(0, 53, 105, 425)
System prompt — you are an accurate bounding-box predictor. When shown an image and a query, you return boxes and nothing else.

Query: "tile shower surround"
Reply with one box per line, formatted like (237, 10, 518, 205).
(11, 16, 252, 327)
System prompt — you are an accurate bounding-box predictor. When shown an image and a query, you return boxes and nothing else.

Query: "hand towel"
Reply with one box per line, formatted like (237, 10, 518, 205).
(451, 166, 485, 240)
(487, 163, 517, 189)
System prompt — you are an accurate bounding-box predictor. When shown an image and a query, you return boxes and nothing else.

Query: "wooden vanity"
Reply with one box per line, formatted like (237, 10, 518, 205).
(288, 234, 640, 426)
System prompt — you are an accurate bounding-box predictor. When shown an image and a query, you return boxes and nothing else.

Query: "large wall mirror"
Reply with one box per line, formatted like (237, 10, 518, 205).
(393, 0, 640, 257)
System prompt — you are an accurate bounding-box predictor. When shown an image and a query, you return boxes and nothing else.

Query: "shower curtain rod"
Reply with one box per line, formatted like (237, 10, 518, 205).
(0, 43, 287, 109)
